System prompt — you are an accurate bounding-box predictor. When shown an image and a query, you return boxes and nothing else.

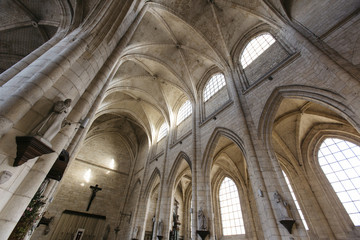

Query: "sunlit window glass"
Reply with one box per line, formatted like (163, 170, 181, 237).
(190, 201, 193, 236)
(282, 171, 309, 230)
(203, 73, 226, 102)
(219, 177, 245, 235)
(157, 122, 168, 142)
(240, 33, 275, 68)
(177, 100, 192, 125)
(318, 138, 360, 226)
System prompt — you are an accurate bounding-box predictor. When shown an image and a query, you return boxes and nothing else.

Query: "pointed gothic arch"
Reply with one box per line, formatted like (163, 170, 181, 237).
(202, 127, 246, 175)
(144, 167, 161, 200)
(206, 129, 257, 238)
(258, 84, 360, 151)
(260, 86, 360, 236)
(167, 151, 192, 185)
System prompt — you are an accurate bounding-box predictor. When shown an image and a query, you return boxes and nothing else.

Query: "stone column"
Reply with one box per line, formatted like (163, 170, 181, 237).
(65, 53, 120, 157)
(0, 2, 144, 239)
(227, 69, 282, 239)
(192, 98, 207, 240)
(0, 31, 89, 138)
(42, 179, 59, 200)
(132, 143, 157, 240)
(0, 31, 90, 239)
(155, 133, 173, 240)
(66, 2, 148, 158)
(0, 131, 69, 240)
(23, 178, 59, 240)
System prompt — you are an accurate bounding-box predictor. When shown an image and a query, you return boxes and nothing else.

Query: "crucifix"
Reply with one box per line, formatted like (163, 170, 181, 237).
(86, 184, 102, 211)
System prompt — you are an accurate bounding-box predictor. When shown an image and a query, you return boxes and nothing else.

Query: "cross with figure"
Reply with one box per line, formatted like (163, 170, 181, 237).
(86, 184, 102, 211)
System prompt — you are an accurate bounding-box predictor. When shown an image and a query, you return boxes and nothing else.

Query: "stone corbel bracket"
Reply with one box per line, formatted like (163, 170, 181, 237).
(14, 136, 54, 166)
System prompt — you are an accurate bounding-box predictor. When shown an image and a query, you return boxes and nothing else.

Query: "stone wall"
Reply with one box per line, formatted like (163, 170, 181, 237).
(204, 86, 229, 119)
(1, 1, 360, 240)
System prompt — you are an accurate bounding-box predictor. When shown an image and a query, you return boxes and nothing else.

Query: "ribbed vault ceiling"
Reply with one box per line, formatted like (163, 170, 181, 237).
(4, 0, 358, 150)
(0, 0, 101, 73)
(0, 0, 65, 73)
(98, 0, 273, 144)
(272, 98, 355, 168)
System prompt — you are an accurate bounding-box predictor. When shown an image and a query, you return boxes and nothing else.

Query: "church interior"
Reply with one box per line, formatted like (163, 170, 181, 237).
(0, 0, 360, 240)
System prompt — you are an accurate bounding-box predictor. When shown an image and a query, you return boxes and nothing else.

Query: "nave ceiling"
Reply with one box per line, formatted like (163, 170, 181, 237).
(2, 0, 358, 146)
(98, 0, 359, 145)
(2, 0, 359, 168)
(97, 0, 275, 145)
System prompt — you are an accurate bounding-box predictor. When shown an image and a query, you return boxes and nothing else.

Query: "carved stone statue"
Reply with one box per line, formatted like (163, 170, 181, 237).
(198, 207, 207, 230)
(0, 171, 12, 184)
(31, 99, 72, 142)
(273, 191, 293, 220)
(39, 178, 50, 195)
(132, 226, 139, 239)
(157, 219, 163, 236)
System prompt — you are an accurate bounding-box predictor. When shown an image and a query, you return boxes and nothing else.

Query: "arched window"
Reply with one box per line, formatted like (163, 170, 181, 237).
(177, 100, 192, 125)
(240, 33, 275, 68)
(318, 138, 360, 226)
(190, 200, 193, 237)
(282, 171, 309, 230)
(203, 73, 226, 102)
(219, 177, 245, 235)
(157, 122, 168, 142)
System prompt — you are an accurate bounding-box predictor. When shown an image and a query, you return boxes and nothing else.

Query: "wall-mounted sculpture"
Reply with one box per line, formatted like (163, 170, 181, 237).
(14, 99, 72, 166)
(273, 191, 296, 234)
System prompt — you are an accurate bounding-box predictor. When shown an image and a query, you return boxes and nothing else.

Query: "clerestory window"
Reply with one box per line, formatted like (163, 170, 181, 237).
(219, 177, 245, 235)
(203, 73, 226, 102)
(318, 138, 360, 225)
(177, 100, 192, 125)
(240, 33, 275, 68)
(282, 171, 309, 230)
(157, 122, 168, 142)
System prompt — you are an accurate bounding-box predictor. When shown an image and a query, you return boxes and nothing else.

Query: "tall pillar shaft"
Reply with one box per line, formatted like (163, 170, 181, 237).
(0, 2, 143, 239)
(0, 131, 69, 240)
(0, 32, 89, 138)
(227, 69, 281, 239)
